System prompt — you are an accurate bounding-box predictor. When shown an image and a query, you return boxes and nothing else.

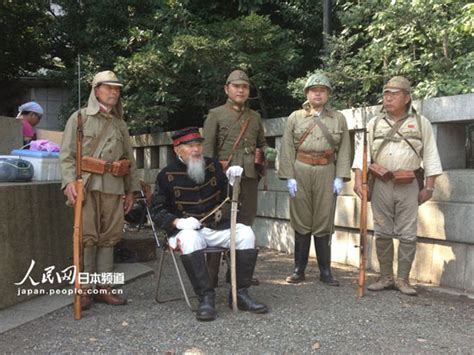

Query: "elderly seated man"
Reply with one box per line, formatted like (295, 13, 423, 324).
(151, 127, 268, 321)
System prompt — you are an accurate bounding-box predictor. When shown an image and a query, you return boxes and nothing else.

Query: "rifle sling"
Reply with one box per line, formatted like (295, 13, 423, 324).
(296, 115, 336, 151)
(222, 113, 251, 166)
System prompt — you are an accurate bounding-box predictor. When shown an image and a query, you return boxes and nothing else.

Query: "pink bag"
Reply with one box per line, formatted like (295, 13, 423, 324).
(29, 139, 60, 153)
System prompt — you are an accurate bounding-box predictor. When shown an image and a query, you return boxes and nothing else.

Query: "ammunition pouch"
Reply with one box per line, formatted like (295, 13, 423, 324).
(82, 156, 131, 177)
(392, 170, 416, 185)
(368, 163, 392, 182)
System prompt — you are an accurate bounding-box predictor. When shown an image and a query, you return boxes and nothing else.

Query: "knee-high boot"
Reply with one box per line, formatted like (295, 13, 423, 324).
(206, 252, 221, 288)
(181, 250, 217, 321)
(314, 235, 340, 286)
(229, 249, 268, 314)
(286, 232, 311, 284)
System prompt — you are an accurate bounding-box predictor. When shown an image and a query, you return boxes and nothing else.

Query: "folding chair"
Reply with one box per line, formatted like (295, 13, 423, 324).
(154, 236, 229, 311)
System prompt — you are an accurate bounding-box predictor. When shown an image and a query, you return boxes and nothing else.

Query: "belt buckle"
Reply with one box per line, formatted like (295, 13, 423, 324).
(105, 161, 113, 173)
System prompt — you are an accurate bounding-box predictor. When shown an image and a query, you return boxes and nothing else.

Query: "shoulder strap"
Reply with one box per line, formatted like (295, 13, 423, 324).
(87, 114, 114, 158)
(217, 110, 245, 151)
(382, 116, 422, 159)
(223, 113, 251, 166)
(296, 115, 336, 151)
(314, 119, 336, 149)
(296, 119, 317, 151)
(373, 116, 409, 162)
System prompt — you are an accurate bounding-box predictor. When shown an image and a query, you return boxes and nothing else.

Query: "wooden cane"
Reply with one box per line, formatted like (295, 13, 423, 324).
(229, 176, 241, 313)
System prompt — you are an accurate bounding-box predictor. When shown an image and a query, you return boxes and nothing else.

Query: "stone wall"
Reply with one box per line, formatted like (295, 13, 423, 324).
(132, 93, 473, 292)
(0, 182, 73, 309)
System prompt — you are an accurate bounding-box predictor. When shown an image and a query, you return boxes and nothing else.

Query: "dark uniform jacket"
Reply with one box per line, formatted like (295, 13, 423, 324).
(151, 157, 230, 236)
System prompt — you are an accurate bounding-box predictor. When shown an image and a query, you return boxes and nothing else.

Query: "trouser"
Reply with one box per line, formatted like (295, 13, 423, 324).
(169, 224, 255, 255)
(82, 190, 124, 288)
(237, 176, 259, 226)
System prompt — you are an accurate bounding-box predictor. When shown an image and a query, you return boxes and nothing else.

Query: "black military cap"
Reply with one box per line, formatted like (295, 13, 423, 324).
(172, 127, 204, 147)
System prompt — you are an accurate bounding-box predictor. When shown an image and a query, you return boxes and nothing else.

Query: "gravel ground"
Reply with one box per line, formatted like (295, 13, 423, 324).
(1, 248, 473, 354)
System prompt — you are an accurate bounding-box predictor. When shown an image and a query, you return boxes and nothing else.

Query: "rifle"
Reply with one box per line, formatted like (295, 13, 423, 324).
(356, 108, 368, 298)
(73, 55, 84, 320)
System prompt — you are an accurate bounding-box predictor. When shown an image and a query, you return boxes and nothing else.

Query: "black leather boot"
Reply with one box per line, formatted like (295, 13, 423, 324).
(314, 235, 339, 286)
(180, 250, 217, 321)
(286, 232, 311, 283)
(229, 249, 268, 314)
(206, 252, 221, 288)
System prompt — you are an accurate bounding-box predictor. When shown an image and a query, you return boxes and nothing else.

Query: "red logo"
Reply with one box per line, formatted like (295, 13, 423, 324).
(407, 124, 415, 128)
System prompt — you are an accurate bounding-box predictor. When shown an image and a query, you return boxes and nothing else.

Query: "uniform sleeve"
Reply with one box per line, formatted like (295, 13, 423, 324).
(150, 173, 178, 234)
(277, 112, 297, 179)
(420, 115, 443, 177)
(120, 121, 140, 193)
(59, 112, 79, 190)
(335, 113, 352, 181)
(202, 110, 218, 159)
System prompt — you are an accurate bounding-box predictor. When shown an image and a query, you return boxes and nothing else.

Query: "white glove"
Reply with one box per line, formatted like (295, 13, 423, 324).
(333, 177, 343, 195)
(176, 217, 201, 230)
(287, 179, 298, 198)
(226, 165, 244, 186)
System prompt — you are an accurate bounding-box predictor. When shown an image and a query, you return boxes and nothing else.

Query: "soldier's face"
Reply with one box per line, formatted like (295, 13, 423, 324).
(95, 84, 121, 108)
(306, 86, 329, 108)
(174, 142, 204, 163)
(225, 83, 249, 105)
(383, 90, 410, 115)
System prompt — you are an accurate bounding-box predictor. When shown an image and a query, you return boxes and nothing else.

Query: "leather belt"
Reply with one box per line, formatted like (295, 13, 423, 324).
(296, 150, 334, 166)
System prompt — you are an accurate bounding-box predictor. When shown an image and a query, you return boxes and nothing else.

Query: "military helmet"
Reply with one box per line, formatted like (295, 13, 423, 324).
(304, 72, 332, 93)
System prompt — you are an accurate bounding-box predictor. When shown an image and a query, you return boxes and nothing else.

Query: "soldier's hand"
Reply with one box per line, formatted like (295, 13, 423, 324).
(333, 177, 343, 195)
(418, 188, 433, 205)
(353, 183, 363, 199)
(287, 179, 298, 198)
(64, 182, 77, 205)
(226, 165, 244, 186)
(264, 147, 278, 162)
(176, 217, 202, 230)
(123, 192, 134, 214)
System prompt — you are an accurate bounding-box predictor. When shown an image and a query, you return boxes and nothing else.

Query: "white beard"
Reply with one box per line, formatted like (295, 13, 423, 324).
(186, 156, 206, 184)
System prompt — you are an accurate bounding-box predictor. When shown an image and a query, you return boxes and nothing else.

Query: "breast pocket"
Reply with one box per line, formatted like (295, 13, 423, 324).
(82, 129, 98, 155)
(330, 129, 343, 146)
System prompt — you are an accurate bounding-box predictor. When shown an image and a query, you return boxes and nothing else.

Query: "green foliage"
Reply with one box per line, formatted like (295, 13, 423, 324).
(312, 0, 474, 108)
(116, 5, 302, 130)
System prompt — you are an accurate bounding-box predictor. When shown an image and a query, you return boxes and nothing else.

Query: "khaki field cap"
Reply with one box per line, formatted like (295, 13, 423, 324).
(226, 70, 249, 85)
(383, 76, 411, 93)
(304, 71, 332, 93)
(92, 70, 123, 88)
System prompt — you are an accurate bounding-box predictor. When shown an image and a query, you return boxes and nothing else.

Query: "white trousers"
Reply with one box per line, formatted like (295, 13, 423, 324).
(169, 224, 255, 255)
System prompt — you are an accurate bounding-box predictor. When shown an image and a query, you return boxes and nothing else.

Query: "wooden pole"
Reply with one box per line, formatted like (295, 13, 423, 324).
(229, 176, 241, 313)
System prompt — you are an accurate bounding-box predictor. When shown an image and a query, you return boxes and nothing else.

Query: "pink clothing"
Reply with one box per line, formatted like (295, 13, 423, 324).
(22, 120, 35, 138)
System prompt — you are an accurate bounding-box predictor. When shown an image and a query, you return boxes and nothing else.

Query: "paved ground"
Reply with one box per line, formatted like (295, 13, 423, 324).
(1, 248, 473, 353)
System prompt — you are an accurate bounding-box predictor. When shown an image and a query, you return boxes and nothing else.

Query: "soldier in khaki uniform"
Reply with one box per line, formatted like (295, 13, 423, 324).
(278, 72, 351, 286)
(353, 76, 442, 296)
(60, 71, 140, 310)
(202, 70, 277, 286)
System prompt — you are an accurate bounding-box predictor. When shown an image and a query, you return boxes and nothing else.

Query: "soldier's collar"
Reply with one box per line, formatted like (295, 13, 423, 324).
(302, 101, 333, 118)
(226, 98, 247, 113)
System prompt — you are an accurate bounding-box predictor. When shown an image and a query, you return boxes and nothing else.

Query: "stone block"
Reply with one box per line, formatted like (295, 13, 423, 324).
(433, 241, 467, 290)
(256, 190, 276, 217)
(463, 245, 474, 291)
(253, 217, 293, 254)
(436, 123, 466, 169)
(275, 192, 290, 219)
(410, 239, 435, 283)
